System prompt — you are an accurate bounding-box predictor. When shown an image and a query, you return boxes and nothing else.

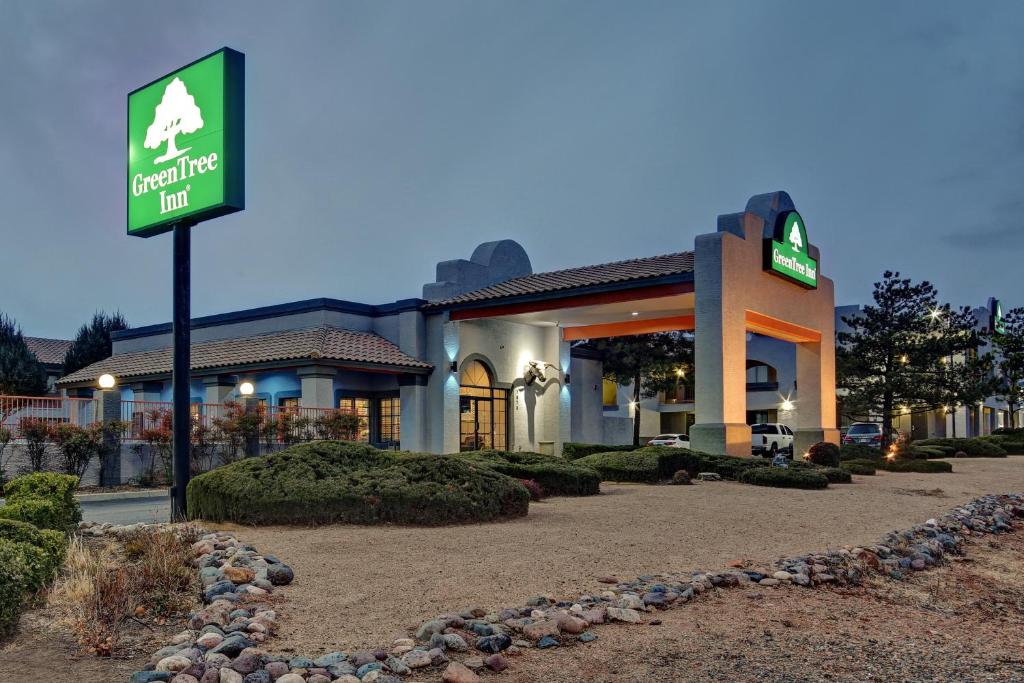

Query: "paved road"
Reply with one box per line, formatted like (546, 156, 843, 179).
(79, 496, 171, 525)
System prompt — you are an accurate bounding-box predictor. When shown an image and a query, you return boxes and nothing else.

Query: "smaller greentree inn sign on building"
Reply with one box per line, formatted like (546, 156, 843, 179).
(127, 47, 244, 237)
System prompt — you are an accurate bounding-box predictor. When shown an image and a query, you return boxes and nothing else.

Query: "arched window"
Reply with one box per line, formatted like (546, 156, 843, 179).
(746, 361, 778, 388)
(459, 360, 508, 451)
(460, 360, 493, 388)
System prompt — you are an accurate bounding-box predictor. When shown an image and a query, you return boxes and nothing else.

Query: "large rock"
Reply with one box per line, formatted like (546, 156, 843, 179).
(219, 669, 243, 683)
(606, 607, 642, 623)
(522, 619, 560, 640)
(442, 663, 481, 683)
(266, 564, 294, 586)
(223, 566, 256, 585)
(156, 656, 194, 673)
(403, 650, 433, 669)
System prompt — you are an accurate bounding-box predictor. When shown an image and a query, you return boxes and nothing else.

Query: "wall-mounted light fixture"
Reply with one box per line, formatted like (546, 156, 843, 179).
(564, 373, 571, 385)
(98, 373, 117, 389)
(450, 360, 458, 373)
(780, 398, 795, 411)
(238, 381, 255, 396)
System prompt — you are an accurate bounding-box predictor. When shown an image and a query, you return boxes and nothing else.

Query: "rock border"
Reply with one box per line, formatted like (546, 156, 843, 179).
(126, 493, 1023, 683)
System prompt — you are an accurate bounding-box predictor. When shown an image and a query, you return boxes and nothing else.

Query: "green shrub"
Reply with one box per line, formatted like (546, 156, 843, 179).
(454, 450, 600, 496)
(911, 438, 1006, 458)
(737, 467, 829, 490)
(840, 460, 877, 475)
(840, 444, 883, 462)
(876, 458, 953, 473)
(818, 466, 853, 483)
(0, 537, 33, 637)
(1, 472, 81, 532)
(562, 442, 640, 461)
(4, 471, 79, 504)
(0, 496, 80, 533)
(0, 519, 65, 582)
(992, 427, 1024, 436)
(983, 435, 1024, 455)
(907, 445, 948, 460)
(574, 449, 661, 482)
(575, 447, 768, 483)
(807, 442, 840, 467)
(185, 441, 530, 525)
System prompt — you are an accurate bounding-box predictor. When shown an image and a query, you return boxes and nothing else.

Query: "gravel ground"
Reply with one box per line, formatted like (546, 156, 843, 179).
(503, 531, 1024, 682)
(221, 457, 1024, 655)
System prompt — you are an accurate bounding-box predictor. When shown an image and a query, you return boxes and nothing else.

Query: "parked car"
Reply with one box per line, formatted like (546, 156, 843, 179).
(648, 433, 690, 448)
(842, 422, 900, 446)
(751, 423, 794, 456)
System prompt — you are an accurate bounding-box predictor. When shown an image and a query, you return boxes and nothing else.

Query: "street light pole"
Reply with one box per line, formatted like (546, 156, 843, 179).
(171, 220, 193, 520)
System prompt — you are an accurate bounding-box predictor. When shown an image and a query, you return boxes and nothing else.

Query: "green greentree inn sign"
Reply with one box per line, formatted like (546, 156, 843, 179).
(128, 48, 244, 237)
(763, 211, 818, 289)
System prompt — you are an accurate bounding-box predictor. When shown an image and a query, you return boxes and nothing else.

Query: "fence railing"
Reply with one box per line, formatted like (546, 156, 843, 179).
(118, 399, 362, 442)
(0, 395, 98, 437)
(0, 395, 364, 444)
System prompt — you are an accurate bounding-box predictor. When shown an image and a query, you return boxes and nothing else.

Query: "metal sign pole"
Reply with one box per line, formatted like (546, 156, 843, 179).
(171, 220, 193, 520)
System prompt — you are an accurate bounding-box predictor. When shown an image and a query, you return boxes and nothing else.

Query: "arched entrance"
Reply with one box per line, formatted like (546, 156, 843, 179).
(459, 360, 508, 451)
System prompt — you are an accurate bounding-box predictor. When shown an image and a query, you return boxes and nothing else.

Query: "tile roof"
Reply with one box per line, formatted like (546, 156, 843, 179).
(425, 251, 695, 308)
(57, 327, 431, 385)
(24, 337, 73, 366)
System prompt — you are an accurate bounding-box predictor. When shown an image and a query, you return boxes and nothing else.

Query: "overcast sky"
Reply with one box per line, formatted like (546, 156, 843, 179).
(2, 1, 1023, 338)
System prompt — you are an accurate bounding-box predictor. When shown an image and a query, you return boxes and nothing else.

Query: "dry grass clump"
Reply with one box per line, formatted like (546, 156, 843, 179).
(50, 526, 200, 656)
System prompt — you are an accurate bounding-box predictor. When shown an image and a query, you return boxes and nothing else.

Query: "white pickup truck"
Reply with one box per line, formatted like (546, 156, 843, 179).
(751, 423, 794, 457)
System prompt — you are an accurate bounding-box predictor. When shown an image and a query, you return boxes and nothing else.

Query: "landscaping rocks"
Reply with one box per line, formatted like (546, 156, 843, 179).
(130, 493, 1024, 683)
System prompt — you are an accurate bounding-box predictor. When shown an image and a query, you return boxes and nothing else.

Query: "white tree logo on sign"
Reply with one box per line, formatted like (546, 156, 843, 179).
(788, 219, 804, 252)
(145, 77, 204, 164)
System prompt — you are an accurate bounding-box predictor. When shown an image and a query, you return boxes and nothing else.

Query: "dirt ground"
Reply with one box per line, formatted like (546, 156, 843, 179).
(503, 531, 1024, 682)
(228, 457, 1024, 654)
(1, 457, 1022, 682)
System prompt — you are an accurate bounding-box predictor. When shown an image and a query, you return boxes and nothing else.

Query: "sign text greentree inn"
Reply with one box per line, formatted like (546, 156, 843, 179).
(762, 210, 818, 289)
(127, 48, 244, 237)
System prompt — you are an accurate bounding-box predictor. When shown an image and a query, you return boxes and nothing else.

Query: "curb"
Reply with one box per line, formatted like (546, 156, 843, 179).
(76, 489, 169, 503)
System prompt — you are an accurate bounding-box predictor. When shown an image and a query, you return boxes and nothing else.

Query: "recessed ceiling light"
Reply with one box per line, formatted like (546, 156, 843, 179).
(631, 311, 639, 317)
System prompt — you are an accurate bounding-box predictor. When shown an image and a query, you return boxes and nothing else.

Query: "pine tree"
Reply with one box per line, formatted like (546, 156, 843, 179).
(62, 312, 129, 377)
(837, 272, 976, 446)
(988, 307, 1024, 429)
(0, 313, 48, 396)
(590, 332, 693, 446)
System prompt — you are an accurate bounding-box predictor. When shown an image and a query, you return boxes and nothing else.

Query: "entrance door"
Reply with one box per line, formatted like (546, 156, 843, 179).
(460, 396, 496, 450)
(459, 360, 508, 451)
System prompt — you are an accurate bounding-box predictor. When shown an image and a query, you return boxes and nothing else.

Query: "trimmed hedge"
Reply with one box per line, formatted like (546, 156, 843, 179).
(186, 441, 530, 526)
(911, 438, 1006, 458)
(877, 458, 953, 473)
(0, 472, 81, 532)
(807, 442, 841, 467)
(562, 442, 640, 461)
(0, 538, 34, 637)
(573, 449, 665, 483)
(840, 460, 877, 475)
(982, 435, 1024, 455)
(574, 447, 811, 486)
(840, 444, 883, 462)
(0, 519, 65, 583)
(738, 467, 829, 490)
(789, 461, 854, 483)
(454, 450, 600, 496)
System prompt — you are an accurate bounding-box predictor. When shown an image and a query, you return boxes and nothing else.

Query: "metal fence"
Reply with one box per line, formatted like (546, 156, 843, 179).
(0, 395, 98, 437)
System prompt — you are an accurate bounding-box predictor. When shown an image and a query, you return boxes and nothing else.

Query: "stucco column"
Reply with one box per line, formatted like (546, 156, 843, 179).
(793, 339, 839, 455)
(298, 366, 336, 409)
(399, 376, 428, 452)
(690, 231, 751, 456)
(202, 375, 235, 405)
(441, 321, 462, 455)
(95, 388, 123, 486)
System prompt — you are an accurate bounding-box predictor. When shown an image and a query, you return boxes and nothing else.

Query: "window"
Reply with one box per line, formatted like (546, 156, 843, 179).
(602, 379, 618, 407)
(746, 362, 778, 386)
(459, 360, 508, 451)
(338, 397, 371, 442)
(279, 396, 300, 410)
(379, 397, 400, 445)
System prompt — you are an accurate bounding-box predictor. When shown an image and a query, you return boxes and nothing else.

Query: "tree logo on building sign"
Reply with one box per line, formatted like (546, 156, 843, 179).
(144, 77, 204, 164)
(788, 219, 804, 253)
